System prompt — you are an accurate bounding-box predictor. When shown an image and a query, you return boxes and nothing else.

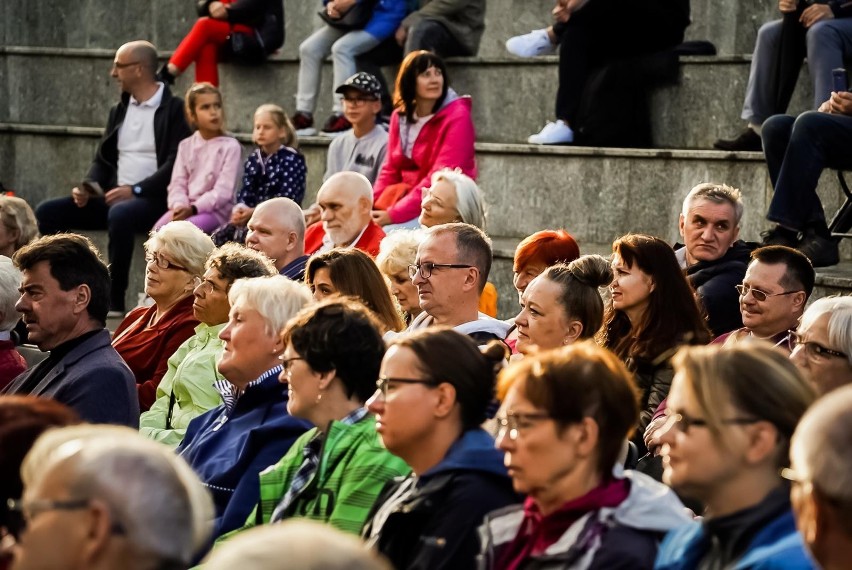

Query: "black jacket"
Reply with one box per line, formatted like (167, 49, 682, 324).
(86, 85, 191, 208)
(682, 241, 755, 338)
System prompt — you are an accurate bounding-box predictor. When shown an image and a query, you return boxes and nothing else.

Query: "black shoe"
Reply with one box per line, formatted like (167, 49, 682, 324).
(798, 230, 840, 267)
(713, 128, 762, 152)
(157, 64, 175, 86)
(760, 226, 799, 247)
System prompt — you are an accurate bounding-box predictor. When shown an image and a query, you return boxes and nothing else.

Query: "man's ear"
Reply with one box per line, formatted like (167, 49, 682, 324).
(80, 499, 116, 565)
(285, 230, 298, 252)
(73, 284, 92, 316)
(463, 267, 479, 292)
(358, 196, 372, 215)
(678, 213, 686, 239)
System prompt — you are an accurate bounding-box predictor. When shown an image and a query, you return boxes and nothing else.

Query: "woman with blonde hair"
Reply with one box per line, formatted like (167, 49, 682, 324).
(0, 196, 39, 258)
(375, 229, 425, 325)
(655, 342, 816, 569)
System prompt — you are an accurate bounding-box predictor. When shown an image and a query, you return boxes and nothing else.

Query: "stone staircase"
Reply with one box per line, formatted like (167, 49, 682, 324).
(2, 0, 851, 318)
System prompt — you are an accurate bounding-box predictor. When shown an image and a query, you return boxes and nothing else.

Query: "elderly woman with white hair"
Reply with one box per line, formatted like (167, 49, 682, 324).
(0, 257, 25, 390)
(0, 196, 39, 259)
(112, 221, 215, 411)
(177, 275, 314, 539)
(789, 295, 852, 396)
(376, 229, 425, 325)
(418, 168, 486, 230)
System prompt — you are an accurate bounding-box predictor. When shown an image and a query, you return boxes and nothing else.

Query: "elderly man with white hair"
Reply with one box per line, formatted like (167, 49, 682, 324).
(787, 384, 852, 570)
(789, 295, 852, 395)
(304, 172, 386, 257)
(0, 256, 26, 389)
(5, 425, 213, 570)
(245, 198, 310, 281)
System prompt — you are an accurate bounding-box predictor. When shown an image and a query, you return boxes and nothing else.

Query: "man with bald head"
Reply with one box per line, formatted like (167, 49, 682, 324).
(36, 40, 191, 316)
(303, 172, 386, 257)
(246, 198, 310, 281)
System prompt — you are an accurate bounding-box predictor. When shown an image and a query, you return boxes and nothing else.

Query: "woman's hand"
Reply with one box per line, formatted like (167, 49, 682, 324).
(209, 1, 228, 19)
(800, 3, 834, 27)
(371, 210, 392, 226)
(172, 205, 194, 221)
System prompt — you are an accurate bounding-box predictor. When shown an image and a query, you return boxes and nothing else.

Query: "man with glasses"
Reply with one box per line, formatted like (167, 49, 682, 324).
(715, 245, 814, 349)
(1, 235, 138, 426)
(35, 40, 191, 317)
(402, 223, 510, 344)
(5, 428, 212, 570)
(788, 384, 852, 570)
(789, 296, 852, 395)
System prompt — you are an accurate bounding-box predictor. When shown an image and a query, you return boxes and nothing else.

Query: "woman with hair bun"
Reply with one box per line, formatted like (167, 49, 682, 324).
(363, 328, 519, 570)
(515, 254, 612, 356)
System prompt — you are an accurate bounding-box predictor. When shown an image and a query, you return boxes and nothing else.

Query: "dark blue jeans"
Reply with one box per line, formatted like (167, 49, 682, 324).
(763, 111, 852, 231)
(36, 196, 162, 310)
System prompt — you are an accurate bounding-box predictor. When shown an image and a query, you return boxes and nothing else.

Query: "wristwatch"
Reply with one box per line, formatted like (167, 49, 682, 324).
(132, 185, 143, 197)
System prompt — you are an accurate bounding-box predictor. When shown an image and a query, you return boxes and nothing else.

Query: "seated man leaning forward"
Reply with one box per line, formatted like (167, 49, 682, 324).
(245, 197, 310, 282)
(715, 245, 814, 351)
(304, 172, 386, 257)
(676, 182, 754, 337)
(402, 222, 510, 344)
(35, 41, 191, 316)
(2, 234, 138, 427)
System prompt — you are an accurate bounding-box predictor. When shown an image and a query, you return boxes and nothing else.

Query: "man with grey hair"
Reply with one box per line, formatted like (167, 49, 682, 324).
(788, 383, 852, 570)
(790, 296, 852, 395)
(676, 182, 755, 336)
(405, 223, 509, 343)
(35, 40, 191, 316)
(6, 427, 214, 570)
(303, 172, 386, 257)
(245, 198, 310, 281)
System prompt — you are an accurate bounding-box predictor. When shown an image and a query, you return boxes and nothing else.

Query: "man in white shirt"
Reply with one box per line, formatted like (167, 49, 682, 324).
(35, 40, 191, 315)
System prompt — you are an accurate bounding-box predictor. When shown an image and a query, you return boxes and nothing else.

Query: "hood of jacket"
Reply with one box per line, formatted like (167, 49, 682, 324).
(609, 468, 693, 532)
(421, 428, 507, 480)
(403, 311, 512, 338)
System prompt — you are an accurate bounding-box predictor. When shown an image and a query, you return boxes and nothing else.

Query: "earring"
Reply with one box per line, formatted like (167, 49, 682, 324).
(315, 392, 323, 404)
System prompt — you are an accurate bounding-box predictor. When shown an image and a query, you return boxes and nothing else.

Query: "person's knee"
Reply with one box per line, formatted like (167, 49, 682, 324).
(791, 111, 827, 139)
(299, 33, 327, 59)
(330, 36, 352, 58)
(407, 19, 440, 48)
(762, 114, 796, 139)
(806, 20, 840, 52)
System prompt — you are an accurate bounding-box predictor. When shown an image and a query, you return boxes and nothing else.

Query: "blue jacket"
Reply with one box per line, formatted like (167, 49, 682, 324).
(322, 0, 411, 41)
(363, 428, 520, 570)
(177, 370, 312, 538)
(655, 507, 814, 570)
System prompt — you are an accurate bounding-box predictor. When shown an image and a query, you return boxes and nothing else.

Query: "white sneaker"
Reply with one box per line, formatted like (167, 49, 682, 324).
(506, 29, 557, 57)
(527, 120, 574, 144)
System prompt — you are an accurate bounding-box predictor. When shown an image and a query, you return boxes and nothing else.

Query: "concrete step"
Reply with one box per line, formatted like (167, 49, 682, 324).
(2, 0, 774, 60)
(0, 47, 816, 149)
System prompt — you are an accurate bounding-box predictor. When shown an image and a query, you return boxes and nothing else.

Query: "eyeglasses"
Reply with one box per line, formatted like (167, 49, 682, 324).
(787, 330, 848, 360)
(4, 498, 125, 540)
(145, 251, 187, 272)
(280, 356, 304, 375)
(408, 262, 474, 279)
(495, 411, 551, 441)
(342, 96, 378, 105)
(375, 376, 437, 398)
(112, 60, 141, 70)
(659, 412, 760, 434)
(735, 284, 801, 302)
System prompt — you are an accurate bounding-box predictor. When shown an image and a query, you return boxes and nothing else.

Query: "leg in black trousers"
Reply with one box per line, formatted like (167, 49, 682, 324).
(106, 199, 162, 311)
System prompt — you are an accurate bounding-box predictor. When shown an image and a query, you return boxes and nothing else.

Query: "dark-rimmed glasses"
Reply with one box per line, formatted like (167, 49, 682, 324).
(280, 356, 304, 375)
(735, 284, 801, 302)
(112, 60, 141, 70)
(408, 262, 474, 279)
(4, 498, 125, 540)
(495, 411, 551, 441)
(145, 251, 187, 272)
(787, 330, 848, 360)
(375, 376, 437, 397)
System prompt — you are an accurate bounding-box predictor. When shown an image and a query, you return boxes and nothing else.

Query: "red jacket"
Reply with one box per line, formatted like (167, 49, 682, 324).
(373, 95, 477, 223)
(112, 295, 199, 411)
(304, 220, 386, 257)
(0, 340, 26, 392)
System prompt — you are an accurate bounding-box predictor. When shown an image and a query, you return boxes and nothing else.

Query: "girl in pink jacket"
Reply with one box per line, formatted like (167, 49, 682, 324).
(371, 51, 477, 229)
(155, 83, 241, 233)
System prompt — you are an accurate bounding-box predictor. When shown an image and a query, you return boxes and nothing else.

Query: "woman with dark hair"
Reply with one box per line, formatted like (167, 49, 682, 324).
(603, 234, 711, 452)
(479, 342, 690, 569)
(223, 299, 410, 538)
(655, 343, 815, 569)
(0, 395, 80, 568)
(362, 329, 519, 569)
(370, 51, 476, 230)
(305, 249, 404, 333)
(514, 254, 612, 356)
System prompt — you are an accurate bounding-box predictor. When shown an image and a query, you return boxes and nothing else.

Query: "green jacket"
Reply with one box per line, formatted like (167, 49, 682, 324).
(233, 415, 410, 536)
(139, 322, 226, 447)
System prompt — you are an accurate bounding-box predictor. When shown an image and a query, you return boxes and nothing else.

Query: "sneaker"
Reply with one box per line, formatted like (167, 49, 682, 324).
(292, 111, 316, 136)
(506, 29, 557, 57)
(713, 128, 762, 152)
(528, 120, 574, 145)
(760, 226, 799, 247)
(798, 229, 840, 267)
(320, 114, 352, 137)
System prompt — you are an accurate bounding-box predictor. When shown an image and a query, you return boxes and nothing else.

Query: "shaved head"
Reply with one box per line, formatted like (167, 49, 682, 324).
(118, 40, 159, 79)
(246, 198, 306, 271)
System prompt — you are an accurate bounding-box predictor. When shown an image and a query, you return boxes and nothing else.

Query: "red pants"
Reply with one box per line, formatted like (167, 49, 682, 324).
(170, 17, 253, 85)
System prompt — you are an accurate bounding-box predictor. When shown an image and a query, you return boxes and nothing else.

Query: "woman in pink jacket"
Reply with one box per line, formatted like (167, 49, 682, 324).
(371, 51, 477, 230)
(155, 83, 242, 233)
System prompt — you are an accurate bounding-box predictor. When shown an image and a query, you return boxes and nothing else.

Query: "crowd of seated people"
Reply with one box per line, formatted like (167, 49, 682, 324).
(7, 6, 852, 569)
